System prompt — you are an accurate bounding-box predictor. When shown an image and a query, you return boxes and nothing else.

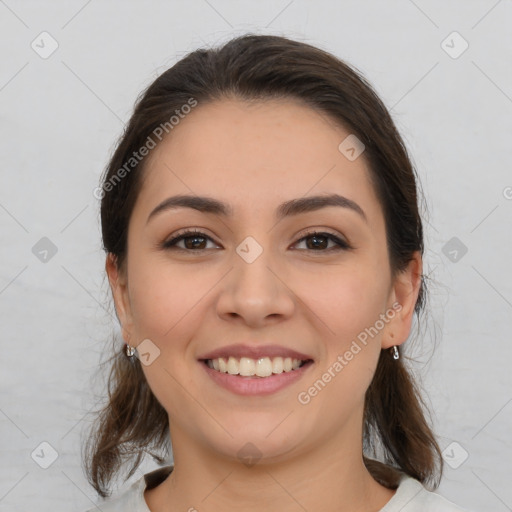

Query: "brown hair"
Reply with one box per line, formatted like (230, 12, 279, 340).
(83, 33, 443, 498)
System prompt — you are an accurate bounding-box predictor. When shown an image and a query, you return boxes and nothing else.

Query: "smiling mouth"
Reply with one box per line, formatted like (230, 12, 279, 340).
(202, 356, 312, 378)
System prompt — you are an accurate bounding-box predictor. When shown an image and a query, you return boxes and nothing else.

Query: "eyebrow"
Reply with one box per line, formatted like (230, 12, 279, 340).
(146, 193, 367, 224)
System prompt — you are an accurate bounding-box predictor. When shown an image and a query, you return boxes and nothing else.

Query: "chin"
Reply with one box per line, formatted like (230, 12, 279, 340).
(197, 416, 307, 464)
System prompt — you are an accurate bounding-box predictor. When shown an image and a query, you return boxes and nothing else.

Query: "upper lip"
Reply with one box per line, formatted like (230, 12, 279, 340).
(198, 344, 313, 361)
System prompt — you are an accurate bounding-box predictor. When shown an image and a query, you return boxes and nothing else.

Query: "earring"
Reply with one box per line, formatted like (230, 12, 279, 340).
(125, 344, 136, 357)
(390, 345, 399, 360)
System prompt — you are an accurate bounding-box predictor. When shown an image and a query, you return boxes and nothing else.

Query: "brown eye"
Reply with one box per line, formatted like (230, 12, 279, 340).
(293, 231, 351, 252)
(162, 230, 218, 251)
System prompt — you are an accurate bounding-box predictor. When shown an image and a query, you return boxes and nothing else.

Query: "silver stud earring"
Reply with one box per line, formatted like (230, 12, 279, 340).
(390, 345, 399, 360)
(125, 344, 136, 357)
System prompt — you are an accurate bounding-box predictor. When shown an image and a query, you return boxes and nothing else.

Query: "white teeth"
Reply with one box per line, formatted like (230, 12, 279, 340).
(272, 357, 283, 374)
(256, 357, 273, 377)
(227, 356, 238, 375)
(206, 356, 306, 377)
(239, 357, 256, 376)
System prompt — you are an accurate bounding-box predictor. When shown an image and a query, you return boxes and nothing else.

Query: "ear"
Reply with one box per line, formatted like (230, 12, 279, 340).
(381, 251, 422, 350)
(105, 253, 134, 343)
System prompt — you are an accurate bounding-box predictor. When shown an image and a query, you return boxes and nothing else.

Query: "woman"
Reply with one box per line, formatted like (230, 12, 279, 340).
(83, 34, 470, 511)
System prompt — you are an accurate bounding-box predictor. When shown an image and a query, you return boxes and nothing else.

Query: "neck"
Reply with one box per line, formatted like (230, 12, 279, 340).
(145, 429, 396, 512)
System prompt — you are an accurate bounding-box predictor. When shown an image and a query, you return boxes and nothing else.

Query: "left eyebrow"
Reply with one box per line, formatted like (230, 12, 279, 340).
(146, 193, 367, 224)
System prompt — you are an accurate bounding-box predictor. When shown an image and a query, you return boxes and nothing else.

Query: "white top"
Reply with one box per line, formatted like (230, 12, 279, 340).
(84, 466, 471, 512)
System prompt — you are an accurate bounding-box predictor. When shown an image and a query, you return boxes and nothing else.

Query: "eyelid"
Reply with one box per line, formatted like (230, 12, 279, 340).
(294, 227, 349, 244)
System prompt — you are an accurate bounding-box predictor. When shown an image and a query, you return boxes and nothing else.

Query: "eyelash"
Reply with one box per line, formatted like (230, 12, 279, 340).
(161, 229, 352, 253)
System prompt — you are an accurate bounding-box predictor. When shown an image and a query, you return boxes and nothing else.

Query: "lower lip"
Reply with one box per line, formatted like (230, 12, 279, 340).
(200, 360, 313, 396)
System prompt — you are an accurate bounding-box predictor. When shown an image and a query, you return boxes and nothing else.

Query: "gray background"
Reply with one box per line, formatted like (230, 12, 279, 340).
(0, 1, 511, 511)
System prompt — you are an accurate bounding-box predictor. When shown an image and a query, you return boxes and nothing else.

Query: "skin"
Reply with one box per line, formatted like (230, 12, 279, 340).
(107, 98, 422, 512)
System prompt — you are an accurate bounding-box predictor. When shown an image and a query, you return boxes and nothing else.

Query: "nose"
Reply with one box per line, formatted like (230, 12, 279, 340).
(215, 240, 296, 328)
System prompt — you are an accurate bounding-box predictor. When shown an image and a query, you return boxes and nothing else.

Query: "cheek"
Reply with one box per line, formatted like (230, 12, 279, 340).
(126, 253, 210, 344)
(293, 258, 388, 402)
(127, 257, 205, 416)
(293, 258, 389, 342)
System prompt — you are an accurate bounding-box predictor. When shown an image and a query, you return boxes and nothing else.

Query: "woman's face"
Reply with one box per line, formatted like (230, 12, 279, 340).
(108, 98, 420, 465)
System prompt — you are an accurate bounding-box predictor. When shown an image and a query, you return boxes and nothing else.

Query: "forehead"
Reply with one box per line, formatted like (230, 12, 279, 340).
(134, 98, 383, 226)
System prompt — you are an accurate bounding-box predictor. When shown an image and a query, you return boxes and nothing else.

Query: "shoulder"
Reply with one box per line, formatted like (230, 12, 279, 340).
(380, 474, 472, 512)
(81, 466, 173, 512)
